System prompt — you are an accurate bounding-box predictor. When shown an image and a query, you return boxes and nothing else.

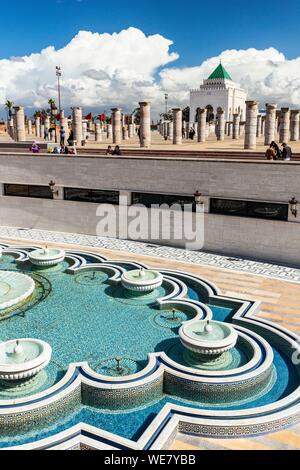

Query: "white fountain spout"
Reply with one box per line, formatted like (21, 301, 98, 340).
(204, 320, 213, 333)
(13, 340, 24, 356)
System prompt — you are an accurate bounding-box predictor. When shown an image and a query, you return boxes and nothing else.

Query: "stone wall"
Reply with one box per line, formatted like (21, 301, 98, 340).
(0, 154, 299, 265)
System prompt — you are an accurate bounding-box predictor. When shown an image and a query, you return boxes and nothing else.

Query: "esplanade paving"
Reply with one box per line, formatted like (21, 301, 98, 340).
(0, 228, 299, 450)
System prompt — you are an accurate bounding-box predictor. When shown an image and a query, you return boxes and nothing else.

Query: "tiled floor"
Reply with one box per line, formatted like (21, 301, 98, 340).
(0, 228, 299, 450)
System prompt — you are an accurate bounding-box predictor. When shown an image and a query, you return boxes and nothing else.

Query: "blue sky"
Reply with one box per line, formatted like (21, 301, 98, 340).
(1, 0, 300, 66)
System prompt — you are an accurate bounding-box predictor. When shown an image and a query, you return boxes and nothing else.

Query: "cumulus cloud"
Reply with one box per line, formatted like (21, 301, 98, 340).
(0, 27, 178, 115)
(1, 27, 300, 118)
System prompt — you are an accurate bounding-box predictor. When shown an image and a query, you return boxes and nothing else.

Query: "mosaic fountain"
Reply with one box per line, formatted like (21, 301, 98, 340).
(0, 244, 299, 450)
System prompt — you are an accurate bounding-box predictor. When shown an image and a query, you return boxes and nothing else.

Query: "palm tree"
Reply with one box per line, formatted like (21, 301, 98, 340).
(48, 98, 56, 108)
(5, 100, 14, 120)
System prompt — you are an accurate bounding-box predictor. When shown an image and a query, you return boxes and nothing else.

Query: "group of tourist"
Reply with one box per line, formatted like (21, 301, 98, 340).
(265, 141, 292, 161)
(29, 141, 77, 155)
(106, 145, 122, 156)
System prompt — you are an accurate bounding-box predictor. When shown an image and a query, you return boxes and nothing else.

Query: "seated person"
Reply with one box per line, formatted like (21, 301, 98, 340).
(265, 146, 276, 160)
(106, 145, 112, 155)
(282, 142, 292, 161)
(29, 142, 40, 153)
(112, 145, 122, 156)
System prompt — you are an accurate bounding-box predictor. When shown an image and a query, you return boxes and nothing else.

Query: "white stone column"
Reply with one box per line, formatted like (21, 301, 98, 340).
(82, 122, 88, 141)
(95, 122, 102, 142)
(111, 108, 122, 145)
(279, 107, 290, 143)
(139, 102, 151, 148)
(264, 104, 277, 145)
(122, 126, 129, 140)
(167, 121, 173, 140)
(13, 106, 26, 142)
(216, 107, 225, 141)
(163, 122, 168, 139)
(182, 120, 186, 139)
(35, 116, 41, 138)
(197, 108, 207, 142)
(128, 124, 134, 138)
(28, 119, 32, 136)
(50, 129, 56, 142)
(256, 115, 262, 137)
(107, 124, 113, 140)
(44, 117, 50, 138)
(71, 107, 83, 146)
(40, 124, 45, 140)
(244, 100, 258, 150)
(261, 117, 265, 136)
(227, 122, 233, 137)
(61, 116, 69, 142)
(9, 119, 14, 139)
(290, 110, 299, 141)
(232, 113, 240, 140)
(173, 108, 182, 145)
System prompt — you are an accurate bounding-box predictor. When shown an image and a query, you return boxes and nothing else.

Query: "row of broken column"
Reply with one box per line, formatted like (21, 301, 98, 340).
(7, 102, 300, 150)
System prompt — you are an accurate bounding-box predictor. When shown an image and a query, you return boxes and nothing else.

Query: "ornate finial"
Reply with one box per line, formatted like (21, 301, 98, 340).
(205, 320, 213, 333)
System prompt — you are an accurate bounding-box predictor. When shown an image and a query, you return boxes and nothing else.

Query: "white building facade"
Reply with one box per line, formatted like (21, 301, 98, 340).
(190, 64, 247, 123)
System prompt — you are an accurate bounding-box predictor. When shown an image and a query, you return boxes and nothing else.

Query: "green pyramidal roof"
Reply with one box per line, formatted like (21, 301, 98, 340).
(208, 64, 233, 81)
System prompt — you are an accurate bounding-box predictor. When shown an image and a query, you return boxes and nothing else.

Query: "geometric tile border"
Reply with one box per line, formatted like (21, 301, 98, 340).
(0, 226, 300, 283)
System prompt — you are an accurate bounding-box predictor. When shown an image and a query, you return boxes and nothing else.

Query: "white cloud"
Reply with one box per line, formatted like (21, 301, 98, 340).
(0, 27, 178, 115)
(1, 27, 300, 118)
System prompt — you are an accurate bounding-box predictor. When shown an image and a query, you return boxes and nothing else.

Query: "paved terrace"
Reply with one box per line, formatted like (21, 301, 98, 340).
(2, 130, 300, 159)
(0, 227, 299, 450)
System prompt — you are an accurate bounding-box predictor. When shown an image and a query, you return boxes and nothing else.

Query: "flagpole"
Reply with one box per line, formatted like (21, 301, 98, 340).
(56, 66, 62, 125)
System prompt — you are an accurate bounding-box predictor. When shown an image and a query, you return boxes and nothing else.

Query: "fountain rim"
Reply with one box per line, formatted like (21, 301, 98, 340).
(0, 271, 35, 311)
(28, 248, 65, 261)
(180, 319, 238, 351)
(121, 269, 163, 285)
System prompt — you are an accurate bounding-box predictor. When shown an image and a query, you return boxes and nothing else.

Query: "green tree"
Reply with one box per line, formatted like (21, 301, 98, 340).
(182, 107, 190, 122)
(5, 100, 14, 120)
(160, 110, 173, 121)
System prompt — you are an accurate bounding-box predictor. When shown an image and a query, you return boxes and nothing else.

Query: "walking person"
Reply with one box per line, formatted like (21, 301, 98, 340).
(189, 128, 195, 140)
(67, 130, 74, 146)
(60, 126, 66, 146)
